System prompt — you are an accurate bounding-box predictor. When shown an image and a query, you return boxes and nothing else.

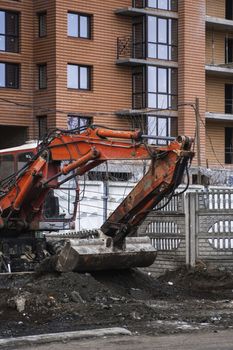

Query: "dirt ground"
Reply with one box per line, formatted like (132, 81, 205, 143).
(1, 266, 233, 338)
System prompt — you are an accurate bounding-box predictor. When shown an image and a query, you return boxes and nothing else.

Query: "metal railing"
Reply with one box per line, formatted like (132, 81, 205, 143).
(117, 36, 146, 60)
(117, 36, 177, 61)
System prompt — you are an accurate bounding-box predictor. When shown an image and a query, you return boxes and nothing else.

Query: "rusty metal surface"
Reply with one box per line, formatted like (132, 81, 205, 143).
(41, 235, 157, 272)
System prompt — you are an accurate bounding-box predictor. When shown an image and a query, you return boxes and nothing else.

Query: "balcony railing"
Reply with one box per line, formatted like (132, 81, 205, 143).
(117, 36, 178, 61)
(117, 36, 146, 60)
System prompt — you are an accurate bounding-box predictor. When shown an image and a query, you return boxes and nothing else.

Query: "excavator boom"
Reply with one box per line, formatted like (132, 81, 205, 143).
(0, 126, 194, 272)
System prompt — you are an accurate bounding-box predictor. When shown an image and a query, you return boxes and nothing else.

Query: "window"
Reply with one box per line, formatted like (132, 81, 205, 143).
(226, 0, 233, 20)
(0, 62, 19, 88)
(88, 171, 132, 182)
(147, 66, 178, 109)
(147, 16, 178, 60)
(225, 84, 233, 114)
(17, 152, 34, 171)
(148, 0, 177, 10)
(67, 115, 92, 131)
(67, 64, 91, 90)
(38, 12, 47, 37)
(68, 12, 91, 38)
(38, 64, 47, 89)
(132, 16, 146, 59)
(147, 115, 177, 144)
(130, 114, 177, 143)
(0, 154, 14, 180)
(132, 66, 177, 110)
(225, 128, 233, 164)
(37, 116, 48, 138)
(0, 10, 19, 52)
(132, 66, 146, 109)
(133, 0, 178, 11)
(226, 37, 233, 64)
(131, 16, 177, 61)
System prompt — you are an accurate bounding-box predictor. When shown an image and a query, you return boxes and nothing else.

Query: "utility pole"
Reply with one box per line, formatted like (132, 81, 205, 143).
(195, 97, 202, 184)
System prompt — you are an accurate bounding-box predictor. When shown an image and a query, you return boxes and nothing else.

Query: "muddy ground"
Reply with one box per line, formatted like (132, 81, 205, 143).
(1, 266, 233, 338)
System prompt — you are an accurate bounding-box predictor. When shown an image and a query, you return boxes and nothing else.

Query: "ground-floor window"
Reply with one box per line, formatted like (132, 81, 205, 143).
(67, 115, 92, 132)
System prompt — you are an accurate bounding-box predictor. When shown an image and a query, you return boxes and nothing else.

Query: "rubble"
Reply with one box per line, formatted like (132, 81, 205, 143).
(0, 267, 233, 338)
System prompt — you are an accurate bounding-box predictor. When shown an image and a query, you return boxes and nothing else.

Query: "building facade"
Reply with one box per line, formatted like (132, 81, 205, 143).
(0, 0, 232, 176)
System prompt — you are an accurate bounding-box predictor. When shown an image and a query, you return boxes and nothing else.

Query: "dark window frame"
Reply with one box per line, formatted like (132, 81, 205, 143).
(0, 154, 14, 180)
(38, 11, 47, 38)
(226, 0, 233, 20)
(67, 115, 92, 132)
(225, 84, 233, 114)
(146, 115, 177, 144)
(225, 127, 233, 164)
(67, 64, 91, 91)
(147, 16, 178, 61)
(132, 16, 146, 59)
(133, 0, 178, 11)
(38, 63, 47, 89)
(0, 62, 19, 89)
(146, 66, 178, 110)
(37, 115, 48, 139)
(132, 66, 146, 109)
(132, 65, 178, 110)
(0, 9, 19, 53)
(67, 12, 91, 39)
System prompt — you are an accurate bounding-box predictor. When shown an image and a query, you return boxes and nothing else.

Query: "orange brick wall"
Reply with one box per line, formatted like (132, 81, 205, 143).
(0, 0, 34, 132)
(206, 30, 225, 65)
(33, 0, 56, 134)
(206, 120, 233, 168)
(206, 0, 226, 18)
(55, 0, 132, 129)
(178, 0, 206, 165)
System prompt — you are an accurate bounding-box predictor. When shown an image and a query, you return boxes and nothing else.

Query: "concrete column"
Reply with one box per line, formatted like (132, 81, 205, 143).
(185, 192, 197, 267)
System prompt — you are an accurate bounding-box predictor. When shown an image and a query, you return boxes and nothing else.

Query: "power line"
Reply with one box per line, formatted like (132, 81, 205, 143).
(0, 97, 176, 117)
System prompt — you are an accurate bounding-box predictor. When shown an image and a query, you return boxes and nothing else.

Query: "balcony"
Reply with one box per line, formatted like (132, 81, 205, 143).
(115, 0, 178, 18)
(206, 15, 233, 32)
(116, 36, 178, 68)
(206, 112, 233, 121)
(206, 97, 233, 122)
(206, 63, 233, 77)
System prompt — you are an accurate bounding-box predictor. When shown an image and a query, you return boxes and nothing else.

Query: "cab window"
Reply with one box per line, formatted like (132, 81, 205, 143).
(17, 152, 34, 171)
(0, 155, 14, 180)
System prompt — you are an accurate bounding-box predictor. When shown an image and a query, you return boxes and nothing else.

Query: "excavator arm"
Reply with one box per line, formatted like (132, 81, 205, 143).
(0, 126, 194, 272)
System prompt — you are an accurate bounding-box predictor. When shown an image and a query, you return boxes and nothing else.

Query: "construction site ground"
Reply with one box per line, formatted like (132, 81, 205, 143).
(1, 266, 233, 339)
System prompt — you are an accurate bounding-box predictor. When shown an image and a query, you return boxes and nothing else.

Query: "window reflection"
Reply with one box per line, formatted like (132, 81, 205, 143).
(147, 16, 177, 60)
(147, 116, 177, 145)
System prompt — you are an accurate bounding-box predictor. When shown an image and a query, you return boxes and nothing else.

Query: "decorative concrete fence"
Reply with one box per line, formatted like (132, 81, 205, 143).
(138, 189, 233, 277)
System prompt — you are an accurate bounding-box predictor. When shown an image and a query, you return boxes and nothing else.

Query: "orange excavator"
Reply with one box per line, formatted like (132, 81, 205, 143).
(0, 125, 194, 272)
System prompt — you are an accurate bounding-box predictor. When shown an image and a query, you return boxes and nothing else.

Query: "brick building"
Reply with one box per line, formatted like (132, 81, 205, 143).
(0, 0, 232, 175)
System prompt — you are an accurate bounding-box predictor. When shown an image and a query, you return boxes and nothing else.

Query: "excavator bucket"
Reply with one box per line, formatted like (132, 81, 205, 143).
(40, 233, 157, 272)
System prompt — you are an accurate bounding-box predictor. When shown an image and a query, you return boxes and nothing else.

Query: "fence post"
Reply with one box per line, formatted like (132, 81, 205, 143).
(185, 192, 197, 267)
